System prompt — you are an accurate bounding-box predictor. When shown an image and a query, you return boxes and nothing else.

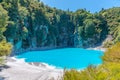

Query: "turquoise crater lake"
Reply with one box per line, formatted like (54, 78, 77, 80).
(16, 48, 103, 69)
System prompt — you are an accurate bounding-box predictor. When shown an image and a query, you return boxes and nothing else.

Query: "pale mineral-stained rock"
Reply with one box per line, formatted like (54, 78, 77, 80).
(0, 57, 63, 80)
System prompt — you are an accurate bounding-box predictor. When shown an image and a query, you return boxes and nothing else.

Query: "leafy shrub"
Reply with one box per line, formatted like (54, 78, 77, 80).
(102, 42, 120, 63)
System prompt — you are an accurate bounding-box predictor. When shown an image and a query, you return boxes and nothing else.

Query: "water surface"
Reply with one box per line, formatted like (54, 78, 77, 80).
(17, 48, 103, 69)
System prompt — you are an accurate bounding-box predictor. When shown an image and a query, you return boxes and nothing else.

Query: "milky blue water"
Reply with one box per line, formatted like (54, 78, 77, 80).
(16, 48, 103, 69)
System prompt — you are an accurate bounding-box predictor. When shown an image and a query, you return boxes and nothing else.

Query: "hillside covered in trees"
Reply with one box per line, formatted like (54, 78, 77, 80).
(0, 0, 120, 53)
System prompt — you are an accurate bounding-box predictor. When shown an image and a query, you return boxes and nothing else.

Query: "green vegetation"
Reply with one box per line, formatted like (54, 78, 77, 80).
(0, 0, 119, 49)
(0, 0, 120, 50)
(0, 4, 12, 64)
(100, 8, 120, 43)
(0, 57, 4, 65)
(0, 40, 12, 56)
(0, 4, 8, 41)
(63, 42, 120, 80)
(102, 42, 120, 63)
(0, 0, 116, 49)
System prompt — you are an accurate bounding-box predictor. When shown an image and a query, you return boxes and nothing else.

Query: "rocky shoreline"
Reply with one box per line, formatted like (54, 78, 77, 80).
(0, 57, 63, 80)
(87, 47, 106, 52)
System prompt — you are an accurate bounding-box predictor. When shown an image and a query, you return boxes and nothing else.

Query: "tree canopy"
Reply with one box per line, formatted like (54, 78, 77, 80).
(0, 0, 111, 49)
(0, 4, 12, 57)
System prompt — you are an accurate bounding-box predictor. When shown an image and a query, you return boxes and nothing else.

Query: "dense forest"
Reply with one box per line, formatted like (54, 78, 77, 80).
(1, 0, 120, 53)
